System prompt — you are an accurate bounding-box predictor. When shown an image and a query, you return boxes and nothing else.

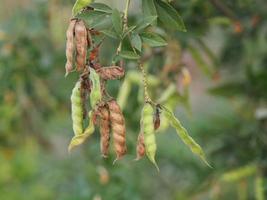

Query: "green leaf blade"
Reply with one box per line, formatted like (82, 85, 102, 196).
(141, 32, 167, 47)
(112, 9, 123, 36)
(119, 51, 140, 60)
(142, 0, 157, 20)
(90, 3, 112, 14)
(131, 34, 142, 51)
(135, 16, 157, 33)
(155, 0, 186, 32)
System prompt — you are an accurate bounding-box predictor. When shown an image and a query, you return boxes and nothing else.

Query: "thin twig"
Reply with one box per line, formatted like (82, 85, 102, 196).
(116, 0, 131, 54)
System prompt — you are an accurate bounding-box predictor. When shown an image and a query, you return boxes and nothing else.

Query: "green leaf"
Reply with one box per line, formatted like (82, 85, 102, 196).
(141, 32, 167, 47)
(155, 0, 186, 32)
(131, 34, 142, 51)
(122, 26, 137, 38)
(100, 29, 118, 39)
(135, 16, 157, 33)
(119, 51, 140, 60)
(142, 0, 157, 19)
(112, 9, 123, 36)
(91, 15, 112, 30)
(90, 3, 112, 14)
(77, 11, 112, 31)
(162, 106, 211, 167)
(72, 0, 92, 17)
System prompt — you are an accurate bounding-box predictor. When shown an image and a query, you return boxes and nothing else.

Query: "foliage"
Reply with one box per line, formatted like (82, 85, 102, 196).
(0, 0, 266, 199)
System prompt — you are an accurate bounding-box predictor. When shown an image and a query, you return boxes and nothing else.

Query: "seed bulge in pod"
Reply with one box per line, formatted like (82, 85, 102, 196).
(108, 100, 127, 163)
(75, 20, 87, 72)
(99, 105, 111, 158)
(65, 19, 77, 76)
(142, 103, 159, 171)
(71, 81, 83, 136)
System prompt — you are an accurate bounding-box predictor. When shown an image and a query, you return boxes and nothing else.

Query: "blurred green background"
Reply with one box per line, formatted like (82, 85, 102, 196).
(0, 0, 266, 199)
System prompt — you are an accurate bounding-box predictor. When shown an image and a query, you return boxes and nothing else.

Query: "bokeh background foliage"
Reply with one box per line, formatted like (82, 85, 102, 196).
(0, 0, 266, 199)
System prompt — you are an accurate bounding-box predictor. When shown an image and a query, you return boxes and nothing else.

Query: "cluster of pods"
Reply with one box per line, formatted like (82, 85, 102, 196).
(65, 18, 127, 161)
(65, 18, 163, 166)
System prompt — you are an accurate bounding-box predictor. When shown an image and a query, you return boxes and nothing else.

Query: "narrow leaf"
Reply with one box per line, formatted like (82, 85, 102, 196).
(119, 51, 140, 60)
(90, 3, 112, 14)
(112, 9, 123, 36)
(141, 32, 167, 47)
(135, 16, 157, 33)
(122, 26, 137, 38)
(72, 0, 92, 17)
(155, 0, 186, 32)
(142, 0, 157, 19)
(131, 34, 142, 51)
(162, 106, 211, 167)
(77, 11, 112, 31)
(91, 15, 112, 30)
(100, 29, 118, 39)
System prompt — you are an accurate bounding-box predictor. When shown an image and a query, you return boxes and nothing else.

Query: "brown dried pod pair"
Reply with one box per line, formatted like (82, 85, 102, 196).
(107, 99, 127, 162)
(96, 66, 125, 80)
(65, 19, 91, 76)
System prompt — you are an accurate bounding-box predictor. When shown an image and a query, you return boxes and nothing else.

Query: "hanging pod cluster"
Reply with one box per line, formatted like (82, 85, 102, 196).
(64, 3, 211, 170)
(65, 16, 127, 162)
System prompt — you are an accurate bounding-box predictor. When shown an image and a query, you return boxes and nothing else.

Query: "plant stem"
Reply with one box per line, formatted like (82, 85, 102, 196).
(116, 0, 131, 54)
(139, 62, 156, 105)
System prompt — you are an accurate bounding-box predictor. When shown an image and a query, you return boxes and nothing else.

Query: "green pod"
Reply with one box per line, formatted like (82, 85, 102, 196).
(117, 78, 131, 110)
(71, 81, 83, 136)
(68, 111, 95, 152)
(89, 68, 102, 108)
(142, 103, 159, 171)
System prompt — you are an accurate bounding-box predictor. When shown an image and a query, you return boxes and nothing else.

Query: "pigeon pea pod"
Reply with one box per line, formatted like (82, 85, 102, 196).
(68, 111, 95, 152)
(89, 68, 102, 108)
(75, 20, 87, 72)
(162, 106, 211, 167)
(142, 103, 159, 171)
(65, 19, 77, 77)
(108, 100, 127, 163)
(71, 81, 83, 137)
(99, 105, 111, 158)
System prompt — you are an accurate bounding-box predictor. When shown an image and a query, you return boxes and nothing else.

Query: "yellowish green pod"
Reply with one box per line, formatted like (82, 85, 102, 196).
(71, 81, 83, 136)
(68, 111, 95, 152)
(89, 68, 102, 108)
(142, 103, 159, 171)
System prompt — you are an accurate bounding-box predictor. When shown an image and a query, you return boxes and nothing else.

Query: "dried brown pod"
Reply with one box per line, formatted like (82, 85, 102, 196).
(135, 132, 145, 160)
(99, 105, 111, 158)
(65, 19, 77, 76)
(107, 99, 127, 162)
(75, 20, 88, 72)
(96, 66, 125, 80)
